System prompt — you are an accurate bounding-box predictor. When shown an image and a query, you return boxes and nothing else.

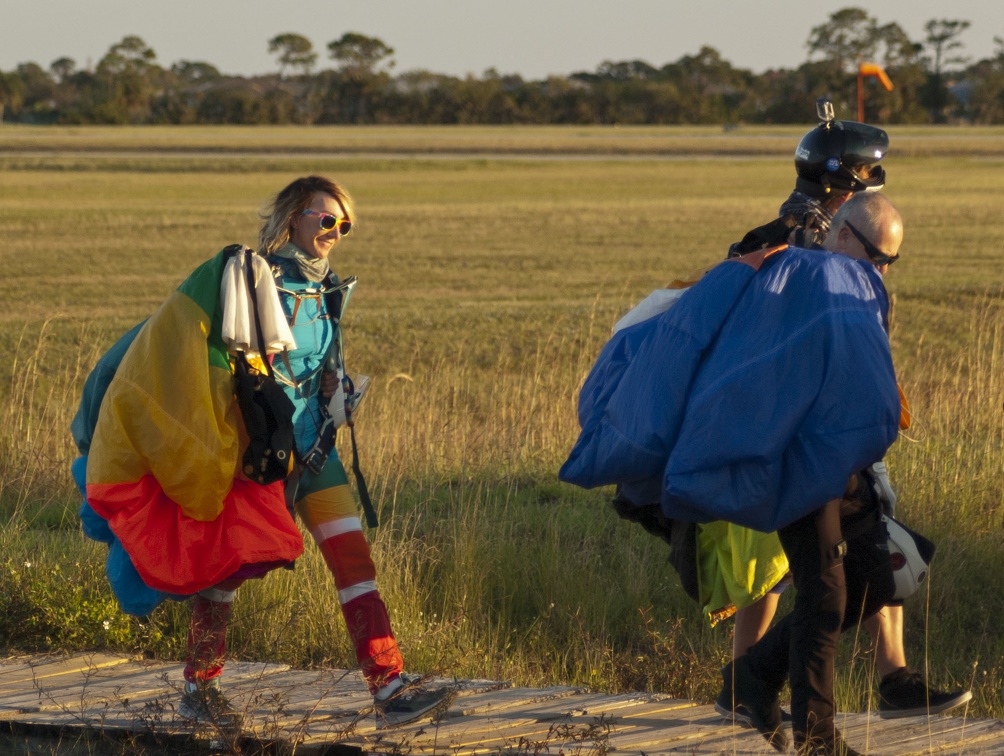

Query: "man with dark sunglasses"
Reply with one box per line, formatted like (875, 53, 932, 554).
(842, 220, 899, 268)
(827, 194, 902, 273)
(718, 191, 906, 756)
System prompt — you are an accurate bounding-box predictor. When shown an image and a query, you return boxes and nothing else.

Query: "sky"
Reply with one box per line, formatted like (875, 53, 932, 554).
(4, 0, 1000, 80)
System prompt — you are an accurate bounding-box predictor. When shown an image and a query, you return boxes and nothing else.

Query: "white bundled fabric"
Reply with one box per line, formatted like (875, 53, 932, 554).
(869, 459, 897, 516)
(220, 251, 296, 357)
(613, 287, 689, 333)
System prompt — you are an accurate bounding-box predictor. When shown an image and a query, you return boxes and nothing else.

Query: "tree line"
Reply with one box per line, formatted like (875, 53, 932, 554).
(2, 8, 1003, 126)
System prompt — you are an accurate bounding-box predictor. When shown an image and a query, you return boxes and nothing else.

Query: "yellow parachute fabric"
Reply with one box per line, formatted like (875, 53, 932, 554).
(87, 281, 240, 522)
(696, 521, 790, 627)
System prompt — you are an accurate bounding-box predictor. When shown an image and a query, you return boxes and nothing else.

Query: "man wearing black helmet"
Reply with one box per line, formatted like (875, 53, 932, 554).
(713, 102, 970, 733)
(729, 100, 888, 258)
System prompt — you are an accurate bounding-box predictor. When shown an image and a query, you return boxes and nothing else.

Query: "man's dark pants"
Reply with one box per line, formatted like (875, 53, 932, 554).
(741, 484, 894, 745)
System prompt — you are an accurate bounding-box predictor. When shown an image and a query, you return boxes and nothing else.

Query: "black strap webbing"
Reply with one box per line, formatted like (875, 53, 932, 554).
(349, 425, 378, 528)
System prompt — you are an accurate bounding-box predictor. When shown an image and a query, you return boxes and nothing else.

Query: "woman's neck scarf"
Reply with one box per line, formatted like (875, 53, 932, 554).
(272, 243, 330, 283)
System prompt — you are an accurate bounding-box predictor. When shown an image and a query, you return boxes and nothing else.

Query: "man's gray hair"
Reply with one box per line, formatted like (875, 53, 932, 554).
(831, 192, 899, 237)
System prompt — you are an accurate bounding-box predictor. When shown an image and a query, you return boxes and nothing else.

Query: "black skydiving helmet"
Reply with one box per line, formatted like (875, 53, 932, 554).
(794, 119, 889, 196)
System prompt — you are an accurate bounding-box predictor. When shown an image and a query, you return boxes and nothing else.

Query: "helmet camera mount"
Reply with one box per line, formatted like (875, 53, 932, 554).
(816, 98, 835, 129)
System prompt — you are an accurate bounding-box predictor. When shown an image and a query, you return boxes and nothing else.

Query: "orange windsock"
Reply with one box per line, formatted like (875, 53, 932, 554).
(858, 63, 894, 121)
(859, 63, 894, 91)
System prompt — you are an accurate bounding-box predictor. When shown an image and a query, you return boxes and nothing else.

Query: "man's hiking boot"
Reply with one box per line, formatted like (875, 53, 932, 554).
(878, 667, 972, 719)
(178, 680, 243, 729)
(714, 658, 787, 752)
(374, 677, 455, 729)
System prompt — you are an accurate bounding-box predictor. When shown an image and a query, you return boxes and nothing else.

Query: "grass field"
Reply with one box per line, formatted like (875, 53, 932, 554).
(1, 124, 1002, 719)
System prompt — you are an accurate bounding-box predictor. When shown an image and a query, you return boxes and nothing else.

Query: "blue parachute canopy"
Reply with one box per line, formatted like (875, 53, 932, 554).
(559, 247, 900, 533)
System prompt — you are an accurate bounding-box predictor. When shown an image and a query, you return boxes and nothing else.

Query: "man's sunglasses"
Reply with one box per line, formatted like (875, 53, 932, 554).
(844, 220, 898, 266)
(301, 209, 352, 236)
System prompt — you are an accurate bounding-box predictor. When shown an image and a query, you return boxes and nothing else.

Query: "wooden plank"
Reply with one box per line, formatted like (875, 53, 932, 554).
(227, 668, 478, 743)
(393, 690, 586, 738)
(843, 716, 1004, 755)
(214, 666, 356, 726)
(0, 660, 286, 716)
(385, 721, 573, 754)
(0, 659, 172, 720)
(0, 675, 173, 718)
(217, 660, 292, 681)
(316, 688, 546, 749)
(407, 692, 646, 751)
(586, 705, 762, 753)
(608, 721, 789, 756)
(525, 694, 710, 752)
(0, 659, 176, 694)
(232, 668, 374, 742)
(0, 654, 131, 690)
(630, 729, 781, 755)
(375, 692, 636, 753)
(839, 710, 965, 740)
(287, 687, 570, 751)
(227, 666, 494, 723)
(526, 693, 703, 743)
(0, 658, 294, 734)
(439, 684, 583, 718)
(611, 696, 706, 718)
(474, 691, 640, 717)
(2, 665, 182, 734)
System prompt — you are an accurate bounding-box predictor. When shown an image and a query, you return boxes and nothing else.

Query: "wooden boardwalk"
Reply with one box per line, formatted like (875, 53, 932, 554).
(0, 653, 999, 755)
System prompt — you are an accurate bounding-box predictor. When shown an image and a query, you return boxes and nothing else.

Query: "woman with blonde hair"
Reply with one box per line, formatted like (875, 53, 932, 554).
(73, 175, 451, 730)
(182, 175, 452, 727)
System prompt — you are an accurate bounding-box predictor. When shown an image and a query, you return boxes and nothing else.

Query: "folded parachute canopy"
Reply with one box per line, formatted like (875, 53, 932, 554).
(559, 247, 900, 533)
(74, 249, 303, 615)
